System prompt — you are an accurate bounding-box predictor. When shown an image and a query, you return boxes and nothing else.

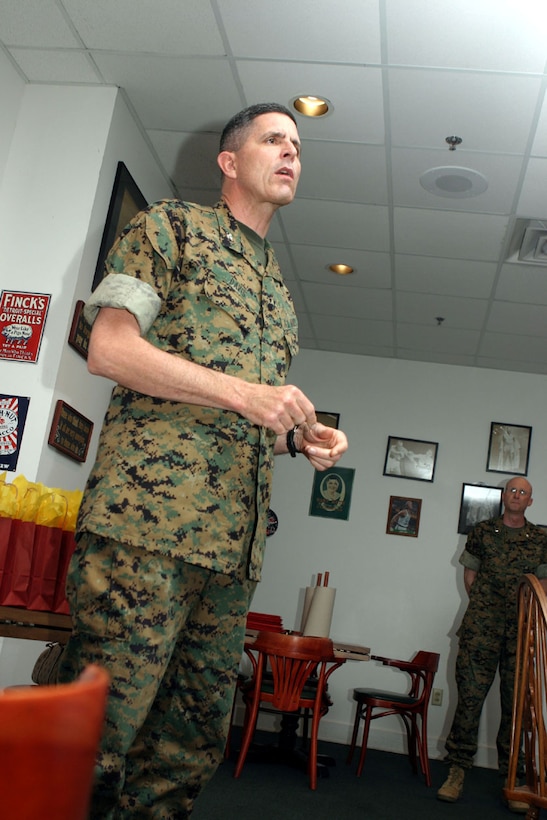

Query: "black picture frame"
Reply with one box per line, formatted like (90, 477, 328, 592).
(316, 412, 340, 429)
(92, 162, 148, 291)
(386, 495, 422, 538)
(309, 466, 355, 521)
(383, 436, 438, 483)
(458, 483, 503, 535)
(486, 422, 532, 476)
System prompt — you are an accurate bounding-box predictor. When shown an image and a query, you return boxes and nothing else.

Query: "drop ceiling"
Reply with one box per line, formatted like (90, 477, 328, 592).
(3, 0, 547, 375)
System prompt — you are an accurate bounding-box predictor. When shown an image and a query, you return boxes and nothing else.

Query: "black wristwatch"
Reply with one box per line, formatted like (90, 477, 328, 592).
(286, 425, 300, 457)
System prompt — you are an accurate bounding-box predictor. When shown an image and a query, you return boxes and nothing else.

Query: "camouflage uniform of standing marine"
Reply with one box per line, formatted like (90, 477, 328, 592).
(58, 198, 299, 818)
(438, 476, 547, 812)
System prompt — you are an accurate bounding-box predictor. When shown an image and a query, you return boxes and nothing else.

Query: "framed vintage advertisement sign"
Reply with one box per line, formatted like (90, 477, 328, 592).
(92, 162, 148, 291)
(458, 483, 503, 535)
(486, 422, 531, 476)
(383, 436, 438, 483)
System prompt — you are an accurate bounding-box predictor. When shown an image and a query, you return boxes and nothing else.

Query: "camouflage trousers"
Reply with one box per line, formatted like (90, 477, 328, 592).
(58, 532, 256, 819)
(444, 630, 519, 775)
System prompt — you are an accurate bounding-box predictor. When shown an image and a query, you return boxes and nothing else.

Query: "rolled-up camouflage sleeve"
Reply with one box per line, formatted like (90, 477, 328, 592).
(84, 274, 161, 335)
(84, 201, 182, 335)
(459, 548, 481, 571)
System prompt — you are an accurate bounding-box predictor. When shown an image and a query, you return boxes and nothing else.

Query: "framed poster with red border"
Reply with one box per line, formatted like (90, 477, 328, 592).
(0, 291, 51, 363)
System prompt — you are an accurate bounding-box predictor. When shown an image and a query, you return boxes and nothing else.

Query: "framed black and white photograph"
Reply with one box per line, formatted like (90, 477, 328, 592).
(383, 436, 438, 483)
(486, 422, 532, 476)
(386, 495, 422, 538)
(458, 483, 503, 535)
(92, 162, 148, 291)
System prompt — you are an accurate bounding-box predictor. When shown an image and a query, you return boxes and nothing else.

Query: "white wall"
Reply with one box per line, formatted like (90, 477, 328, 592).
(249, 350, 547, 767)
(0, 80, 172, 684)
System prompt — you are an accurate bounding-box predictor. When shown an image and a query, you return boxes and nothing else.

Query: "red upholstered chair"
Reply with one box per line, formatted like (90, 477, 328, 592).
(233, 630, 342, 790)
(346, 650, 440, 786)
(0, 664, 109, 820)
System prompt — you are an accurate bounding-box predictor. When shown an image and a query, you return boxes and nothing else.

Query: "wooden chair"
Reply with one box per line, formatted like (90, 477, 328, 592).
(0, 664, 110, 820)
(346, 650, 440, 786)
(504, 574, 547, 819)
(233, 630, 343, 790)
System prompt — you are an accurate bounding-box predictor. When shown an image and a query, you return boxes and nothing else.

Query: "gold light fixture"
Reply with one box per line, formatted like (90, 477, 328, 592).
(291, 95, 332, 117)
(329, 263, 354, 275)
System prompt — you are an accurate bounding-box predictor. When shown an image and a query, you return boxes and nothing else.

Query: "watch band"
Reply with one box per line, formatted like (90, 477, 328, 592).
(286, 425, 299, 457)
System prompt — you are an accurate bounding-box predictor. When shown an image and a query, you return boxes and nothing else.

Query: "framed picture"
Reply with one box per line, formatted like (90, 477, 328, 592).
(458, 483, 503, 535)
(47, 400, 94, 463)
(386, 495, 422, 537)
(309, 466, 355, 521)
(92, 161, 148, 291)
(67, 300, 91, 359)
(486, 422, 532, 476)
(316, 412, 340, 429)
(383, 436, 438, 482)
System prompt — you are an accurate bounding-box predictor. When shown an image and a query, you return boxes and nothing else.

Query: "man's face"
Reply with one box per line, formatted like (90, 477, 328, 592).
(503, 478, 533, 513)
(225, 112, 301, 208)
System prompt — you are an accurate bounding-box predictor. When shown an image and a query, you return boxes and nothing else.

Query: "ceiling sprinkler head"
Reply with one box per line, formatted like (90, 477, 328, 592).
(446, 136, 462, 151)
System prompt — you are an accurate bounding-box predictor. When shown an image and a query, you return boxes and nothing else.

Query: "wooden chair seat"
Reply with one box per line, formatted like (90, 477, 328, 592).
(347, 650, 440, 786)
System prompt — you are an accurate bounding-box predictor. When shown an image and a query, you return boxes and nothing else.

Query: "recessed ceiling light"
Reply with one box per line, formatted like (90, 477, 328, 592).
(329, 263, 354, 275)
(291, 96, 332, 117)
(419, 166, 488, 199)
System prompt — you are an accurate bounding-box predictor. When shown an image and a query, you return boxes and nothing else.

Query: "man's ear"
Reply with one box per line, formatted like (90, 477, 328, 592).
(217, 150, 237, 179)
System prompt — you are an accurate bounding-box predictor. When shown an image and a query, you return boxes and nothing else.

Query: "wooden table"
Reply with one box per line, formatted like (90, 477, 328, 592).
(0, 606, 72, 644)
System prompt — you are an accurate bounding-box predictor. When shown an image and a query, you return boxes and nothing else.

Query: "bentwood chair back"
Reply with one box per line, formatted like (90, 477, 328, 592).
(347, 650, 440, 786)
(504, 574, 547, 815)
(0, 664, 109, 820)
(234, 631, 340, 790)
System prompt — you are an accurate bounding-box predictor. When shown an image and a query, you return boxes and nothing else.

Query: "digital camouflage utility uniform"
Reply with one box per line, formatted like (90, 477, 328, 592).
(58, 199, 299, 819)
(445, 517, 547, 775)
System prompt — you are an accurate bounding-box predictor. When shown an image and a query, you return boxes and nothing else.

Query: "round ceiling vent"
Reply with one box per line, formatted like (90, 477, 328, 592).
(419, 166, 488, 199)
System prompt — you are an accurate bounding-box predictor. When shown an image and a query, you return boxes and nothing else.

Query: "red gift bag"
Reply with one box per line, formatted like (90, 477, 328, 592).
(0, 518, 37, 607)
(26, 493, 67, 612)
(53, 530, 77, 614)
(26, 524, 64, 612)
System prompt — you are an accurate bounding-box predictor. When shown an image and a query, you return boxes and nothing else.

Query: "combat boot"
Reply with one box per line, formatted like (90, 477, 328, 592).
(437, 765, 465, 802)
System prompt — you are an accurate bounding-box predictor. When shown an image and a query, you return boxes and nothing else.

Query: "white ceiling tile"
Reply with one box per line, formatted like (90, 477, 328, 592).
(394, 208, 509, 261)
(517, 158, 547, 216)
(395, 293, 488, 329)
(496, 263, 547, 305)
(391, 148, 523, 214)
(389, 69, 542, 153)
(63, 0, 224, 54)
(397, 324, 480, 355)
(386, 0, 547, 73)
(235, 62, 385, 144)
(531, 97, 547, 157)
(398, 349, 476, 367)
(395, 255, 497, 298)
(297, 142, 387, 204)
(0, 0, 80, 47)
(218, 0, 381, 63)
(8, 48, 102, 83)
(310, 315, 394, 346)
(300, 283, 392, 320)
(92, 54, 243, 131)
(283, 200, 390, 251)
(289, 245, 392, 289)
(487, 301, 547, 336)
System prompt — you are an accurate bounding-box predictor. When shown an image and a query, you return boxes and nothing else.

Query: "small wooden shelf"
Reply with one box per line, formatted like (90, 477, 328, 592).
(0, 606, 72, 643)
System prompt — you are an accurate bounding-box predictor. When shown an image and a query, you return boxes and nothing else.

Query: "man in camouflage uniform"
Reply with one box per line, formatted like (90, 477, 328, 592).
(437, 476, 547, 812)
(58, 103, 348, 819)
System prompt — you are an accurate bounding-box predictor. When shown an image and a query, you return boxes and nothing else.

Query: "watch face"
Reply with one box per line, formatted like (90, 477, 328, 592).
(266, 508, 278, 537)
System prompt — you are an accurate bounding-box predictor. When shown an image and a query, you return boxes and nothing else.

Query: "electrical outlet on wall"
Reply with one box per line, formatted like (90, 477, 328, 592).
(431, 688, 443, 706)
